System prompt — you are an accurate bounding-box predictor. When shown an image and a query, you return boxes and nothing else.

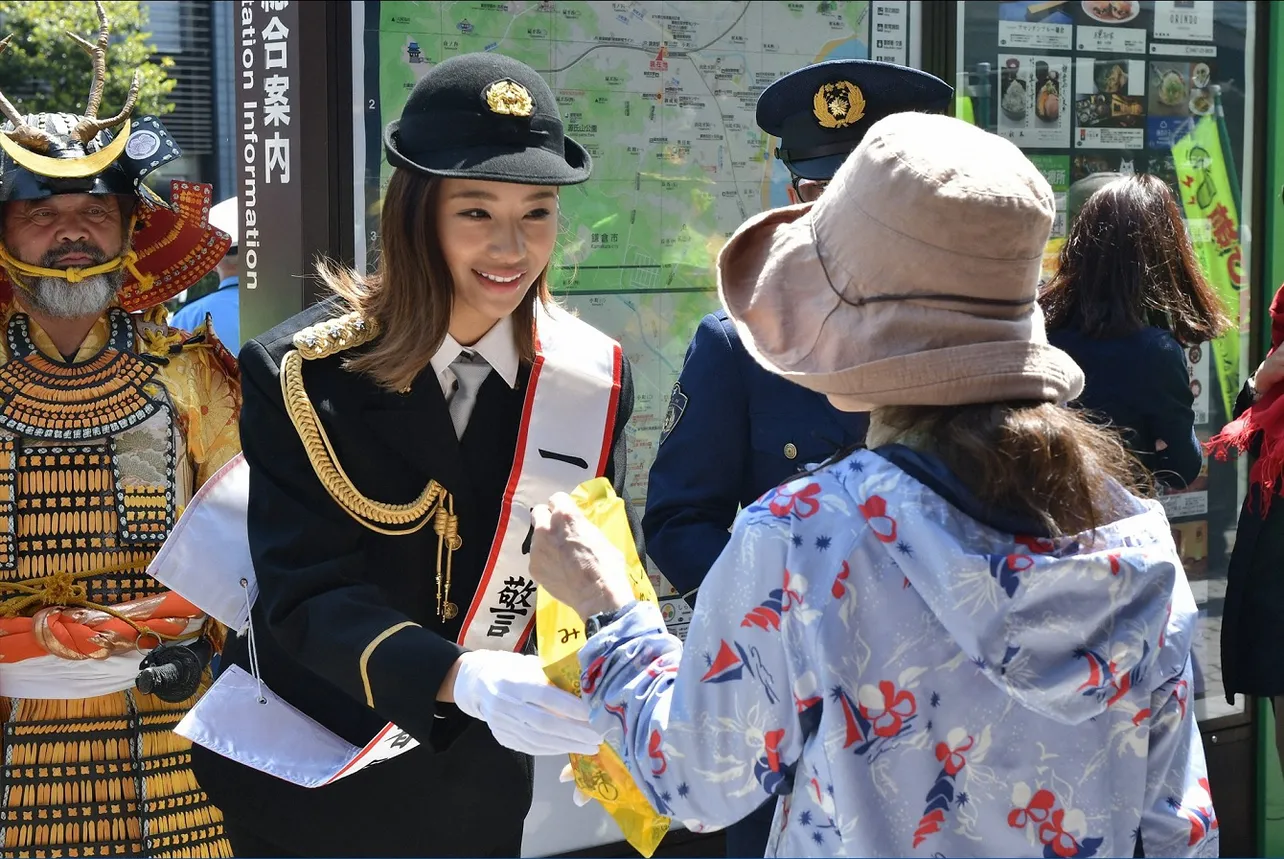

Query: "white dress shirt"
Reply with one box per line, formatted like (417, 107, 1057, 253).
(429, 316, 521, 431)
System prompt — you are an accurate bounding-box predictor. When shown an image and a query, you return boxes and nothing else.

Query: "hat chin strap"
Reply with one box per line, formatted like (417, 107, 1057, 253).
(0, 213, 154, 292)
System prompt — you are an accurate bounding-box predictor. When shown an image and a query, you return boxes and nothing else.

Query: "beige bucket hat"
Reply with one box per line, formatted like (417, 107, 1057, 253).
(717, 111, 1084, 411)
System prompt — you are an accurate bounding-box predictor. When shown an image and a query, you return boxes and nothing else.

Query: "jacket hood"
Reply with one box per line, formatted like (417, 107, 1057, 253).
(844, 447, 1196, 725)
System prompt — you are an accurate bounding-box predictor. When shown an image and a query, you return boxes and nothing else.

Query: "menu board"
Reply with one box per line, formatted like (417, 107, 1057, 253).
(958, 0, 1257, 724)
(1073, 56, 1147, 148)
(1147, 57, 1215, 148)
(1153, 0, 1215, 42)
(997, 54, 1071, 147)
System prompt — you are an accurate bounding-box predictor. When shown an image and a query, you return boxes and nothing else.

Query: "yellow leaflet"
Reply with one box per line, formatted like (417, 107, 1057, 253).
(536, 477, 670, 858)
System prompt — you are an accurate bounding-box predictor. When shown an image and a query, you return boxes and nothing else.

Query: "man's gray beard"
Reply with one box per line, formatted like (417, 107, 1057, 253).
(21, 272, 122, 319)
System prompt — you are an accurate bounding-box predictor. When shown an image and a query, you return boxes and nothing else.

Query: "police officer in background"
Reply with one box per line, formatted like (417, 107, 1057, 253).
(642, 59, 952, 857)
(173, 197, 241, 346)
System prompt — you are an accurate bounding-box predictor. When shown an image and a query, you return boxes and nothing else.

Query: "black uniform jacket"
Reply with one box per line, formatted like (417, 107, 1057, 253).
(643, 311, 868, 598)
(191, 301, 635, 857)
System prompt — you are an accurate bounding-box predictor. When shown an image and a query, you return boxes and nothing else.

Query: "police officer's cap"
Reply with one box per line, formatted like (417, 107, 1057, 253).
(757, 60, 952, 180)
(385, 53, 590, 186)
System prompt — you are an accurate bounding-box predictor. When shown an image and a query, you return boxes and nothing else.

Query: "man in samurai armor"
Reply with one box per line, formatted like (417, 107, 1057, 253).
(0, 3, 238, 856)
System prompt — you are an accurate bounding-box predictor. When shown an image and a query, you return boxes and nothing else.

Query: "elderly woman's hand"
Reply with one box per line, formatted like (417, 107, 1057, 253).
(529, 493, 636, 620)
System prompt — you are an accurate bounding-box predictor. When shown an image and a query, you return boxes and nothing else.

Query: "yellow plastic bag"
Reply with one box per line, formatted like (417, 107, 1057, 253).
(536, 477, 671, 858)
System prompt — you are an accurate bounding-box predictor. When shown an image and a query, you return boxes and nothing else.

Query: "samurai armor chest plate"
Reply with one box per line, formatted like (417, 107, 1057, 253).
(0, 309, 188, 604)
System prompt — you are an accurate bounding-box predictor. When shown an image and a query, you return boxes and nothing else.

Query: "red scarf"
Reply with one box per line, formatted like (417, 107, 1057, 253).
(1205, 285, 1284, 515)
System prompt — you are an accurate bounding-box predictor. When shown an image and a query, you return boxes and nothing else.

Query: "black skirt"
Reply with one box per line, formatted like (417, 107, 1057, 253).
(1221, 484, 1284, 700)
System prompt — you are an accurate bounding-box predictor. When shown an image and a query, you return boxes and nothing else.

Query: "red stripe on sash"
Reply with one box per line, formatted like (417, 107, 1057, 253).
(456, 352, 546, 651)
(594, 344, 624, 476)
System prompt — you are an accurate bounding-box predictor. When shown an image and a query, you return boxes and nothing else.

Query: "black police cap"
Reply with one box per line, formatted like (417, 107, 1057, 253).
(384, 52, 590, 186)
(756, 59, 953, 180)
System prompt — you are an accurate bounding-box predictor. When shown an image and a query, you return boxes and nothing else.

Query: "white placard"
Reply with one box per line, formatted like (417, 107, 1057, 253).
(1153, 0, 1215, 42)
(998, 20, 1073, 52)
(996, 54, 1071, 149)
(871, 2, 908, 65)
(1150, 42, 1218, 58)
(1160, 490, 1209, 519)
(657, 594, 695, 641)
(1185, 341, 1211, 426)
(1077, 25, 1147, 54)
(1078, 127, 1145, 147)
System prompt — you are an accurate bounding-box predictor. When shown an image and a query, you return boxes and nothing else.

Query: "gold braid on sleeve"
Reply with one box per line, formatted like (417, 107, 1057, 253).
(279, 312, 462, 620)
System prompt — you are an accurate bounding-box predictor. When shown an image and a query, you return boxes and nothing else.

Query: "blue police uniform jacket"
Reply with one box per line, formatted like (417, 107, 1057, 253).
(172, 276, 240, 348)
(643, 311, 868, 597)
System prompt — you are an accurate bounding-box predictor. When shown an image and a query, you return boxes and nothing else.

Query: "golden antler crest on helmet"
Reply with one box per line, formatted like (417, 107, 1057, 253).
(66, 1, 142, 143)
(0, 36, 55, 152)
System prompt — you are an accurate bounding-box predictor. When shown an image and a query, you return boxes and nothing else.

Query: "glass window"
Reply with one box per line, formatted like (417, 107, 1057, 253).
(957, 0, 1259, 722)
(141, 0, 184, 54)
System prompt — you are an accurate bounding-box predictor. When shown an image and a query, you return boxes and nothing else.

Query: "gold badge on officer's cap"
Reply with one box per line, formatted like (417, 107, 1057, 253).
(484, 79, 534, 117)
(813, 80, 866, 129)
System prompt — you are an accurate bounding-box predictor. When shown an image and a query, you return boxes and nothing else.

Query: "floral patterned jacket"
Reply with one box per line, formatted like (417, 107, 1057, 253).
(582, 446, 1215, 857)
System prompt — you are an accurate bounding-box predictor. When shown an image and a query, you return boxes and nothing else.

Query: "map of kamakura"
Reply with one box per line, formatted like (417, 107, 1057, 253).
(364, 1, 892, 605)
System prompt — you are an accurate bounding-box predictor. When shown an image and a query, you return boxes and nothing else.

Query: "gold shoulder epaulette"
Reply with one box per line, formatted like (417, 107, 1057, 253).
(291, 311, 379, 360)
(279, 313, 463, 620)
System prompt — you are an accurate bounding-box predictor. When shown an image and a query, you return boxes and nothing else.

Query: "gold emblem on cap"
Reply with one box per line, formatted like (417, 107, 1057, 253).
(484, 79, 534, 117)
(812, 80, 866, 129)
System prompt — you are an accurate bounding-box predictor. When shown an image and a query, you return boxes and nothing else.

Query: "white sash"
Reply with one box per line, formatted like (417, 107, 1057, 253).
(457, 304, 621, 652)
(155, 306, 621, 787)
(147, 452, 257, 633)
(179, 663, 421, 788)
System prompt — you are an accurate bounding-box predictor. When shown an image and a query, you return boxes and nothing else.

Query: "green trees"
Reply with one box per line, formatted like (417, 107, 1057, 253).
(0, 1, 175, 117)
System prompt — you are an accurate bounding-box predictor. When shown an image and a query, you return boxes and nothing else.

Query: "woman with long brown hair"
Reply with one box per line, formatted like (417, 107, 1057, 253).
(189, 53, 635, 857)
(526, 113, 1213, 857)
(1040, 174, 1230, 488)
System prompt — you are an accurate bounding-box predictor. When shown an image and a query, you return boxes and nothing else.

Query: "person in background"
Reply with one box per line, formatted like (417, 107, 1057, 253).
(1212, 276, 1284, 780)
(1040, 174, 1230, 488)
(644, 64, 949, 854)
(529, 112, 1214, 858)
(173, 196, 239, 345)
(1066, 170, 1122, 227)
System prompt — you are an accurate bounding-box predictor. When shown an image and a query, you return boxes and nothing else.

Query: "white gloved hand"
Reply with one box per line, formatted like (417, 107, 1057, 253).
(452, 649, 604, 756)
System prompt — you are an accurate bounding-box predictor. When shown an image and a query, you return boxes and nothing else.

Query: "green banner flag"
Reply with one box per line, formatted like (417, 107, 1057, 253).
(1172, 116, 1244, 421)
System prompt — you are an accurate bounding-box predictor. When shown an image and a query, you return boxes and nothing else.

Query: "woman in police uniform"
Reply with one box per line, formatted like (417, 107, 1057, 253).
(190, 53, 635, 857)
